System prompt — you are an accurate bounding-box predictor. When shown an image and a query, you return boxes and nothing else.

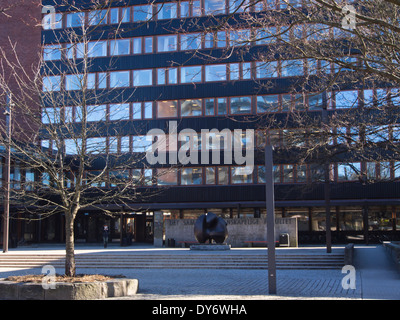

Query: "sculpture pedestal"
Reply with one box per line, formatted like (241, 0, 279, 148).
(190, 244, 231, 251)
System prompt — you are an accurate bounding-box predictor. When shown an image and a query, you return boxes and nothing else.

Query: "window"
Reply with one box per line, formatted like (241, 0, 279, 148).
(65, 139, 82, 155)
(180, 1, 190, 17)
(366, 125, 388, 143)
(133, 5, 152, 22)
(366, 162, 377, 180)
(121, 136, 130, 153)
(110, 8, 120, 24)
(157, 100, 178, 118)
(109, 103, 130, 121)
(308, 93, 324, 110)
(257, 165, 266, 183)
(379, 162, 391, 180)
(11, 165, 21, 189)
(43, 45, 62, 61)
(157, 35, 178, 52)
(218, 167, 229, 184)
(157, 3, 177, 19)
(293, 94, 305, 110)
(228, 0, 249, 13)
(110, 71, 130, 88)
(180, 33, 201, 51)
(110, 39, 131, 55)
(42, 107, 61, 124)
(110, 170, 130, 187)
(229, 63, 239, 80)
(157, 67, 178, 85)
(206, 167, 216, 184)
(109, 137, 119, 153)
(181, 168, 202, 185)
(87, 73, 96, 89)
(309, 164, 324, 182)
(242, 62, 251, 79)
(144, 37, 153, 53)
(132, 103, 142, 120)
(133, 69, 152, 86)
(120, 7, 131, 23)
(180, 99, 202, 117)
(363, 89, 374, 107)
(65, 74, 84, 91)
(282, 164, 294, 183)
(43, 76, 61, 92)
(25, 169, 35, 191)
(205, 64, 227, 82)
(335, 90, 359, 109)
(88, 41, 107, 57)
(144, 102, 153, 119)
(255, 27, 276, 45)
(76, 43, 85, 59)
(132, 135, 152, 152)
(230, 96, 252, 114)
(229, 29, 251, 47)
(66, 12, 85, 28)
(217, 98, 227, 115)
(297, 165, 307, 183)
(133, 38, 142, 54)
(82, 105, 107, 122)
(281, 60, 304, 77)
(157, 168, 178, 185)
(337, 163, 360, 181)
(181, 66, 202, 83)
(88, 10, 107, 26)
(98, 72, 107, 89)
(231, 166, 253, 184)
(204, 0, 225, 14)
(255, 61, 278, 78)
(257, 95, 279, 113)
(65, 107, 73, 123)
(205, 98, 215, 115)
(42, 13, 63, 30)
(273, 165, 281, 183)
(86, 137, 107, 154)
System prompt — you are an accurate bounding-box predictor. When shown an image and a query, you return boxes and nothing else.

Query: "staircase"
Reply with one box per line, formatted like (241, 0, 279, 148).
(0, 253, 345, 270)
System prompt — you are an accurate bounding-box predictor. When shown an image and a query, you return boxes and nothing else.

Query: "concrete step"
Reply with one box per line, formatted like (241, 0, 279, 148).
(0, 253, 345, 269)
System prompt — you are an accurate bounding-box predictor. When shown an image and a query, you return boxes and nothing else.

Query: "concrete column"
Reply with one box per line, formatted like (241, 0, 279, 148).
(153, 211, 164, 248)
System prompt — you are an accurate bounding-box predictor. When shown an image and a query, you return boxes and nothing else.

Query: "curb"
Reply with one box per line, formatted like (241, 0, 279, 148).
(0, 278, 139, 300)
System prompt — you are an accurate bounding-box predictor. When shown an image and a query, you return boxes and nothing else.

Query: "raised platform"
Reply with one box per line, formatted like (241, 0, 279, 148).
(190, 244, 231, 251)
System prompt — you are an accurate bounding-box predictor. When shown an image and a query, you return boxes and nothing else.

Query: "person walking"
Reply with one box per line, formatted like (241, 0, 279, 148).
(103, 224, 109, 248)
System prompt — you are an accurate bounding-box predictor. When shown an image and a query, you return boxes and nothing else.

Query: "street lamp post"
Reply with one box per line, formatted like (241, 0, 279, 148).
(265, 145, 276, 294)
(2, 93, 12, 253)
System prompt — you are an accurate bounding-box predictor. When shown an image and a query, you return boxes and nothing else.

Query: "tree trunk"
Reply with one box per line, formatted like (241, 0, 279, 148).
(65, 214, 76, 277)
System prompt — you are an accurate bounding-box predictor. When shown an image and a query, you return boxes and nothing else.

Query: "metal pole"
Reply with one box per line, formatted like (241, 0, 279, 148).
(3, 93, 11, 253)
(324, 163, 331, 254)
(265, 145, 276, 294)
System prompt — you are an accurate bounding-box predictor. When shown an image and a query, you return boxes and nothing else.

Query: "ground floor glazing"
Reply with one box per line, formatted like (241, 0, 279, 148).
(1, 205, 399, 247)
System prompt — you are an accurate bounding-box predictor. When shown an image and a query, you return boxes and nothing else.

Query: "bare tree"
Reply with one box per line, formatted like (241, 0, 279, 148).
(0, 0, 166, 276)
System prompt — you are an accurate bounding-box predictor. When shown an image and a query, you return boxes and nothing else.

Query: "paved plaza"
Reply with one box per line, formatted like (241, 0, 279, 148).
(0, 244, 399, 300)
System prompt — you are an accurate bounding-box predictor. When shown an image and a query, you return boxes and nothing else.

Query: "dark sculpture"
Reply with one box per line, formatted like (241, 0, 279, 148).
(194, 212, 228, 244)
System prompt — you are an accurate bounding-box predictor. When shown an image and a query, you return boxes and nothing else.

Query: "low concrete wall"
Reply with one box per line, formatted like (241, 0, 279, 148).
(383, 242, 400, 273)
(344, 243, 355, 265)
(0, 278, 139, 300)
(165, 217, 298, 247)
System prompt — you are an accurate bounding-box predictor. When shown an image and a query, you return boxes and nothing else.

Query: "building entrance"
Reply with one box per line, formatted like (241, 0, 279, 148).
(73, 212, 153, 245)
(121, 212, 154, 245)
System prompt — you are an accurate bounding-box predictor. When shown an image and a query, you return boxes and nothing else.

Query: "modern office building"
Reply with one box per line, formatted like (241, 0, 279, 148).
(1, 0, 399, 246)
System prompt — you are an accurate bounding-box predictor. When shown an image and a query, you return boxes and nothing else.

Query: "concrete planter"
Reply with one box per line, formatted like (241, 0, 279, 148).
(0, 278, 139, 300)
